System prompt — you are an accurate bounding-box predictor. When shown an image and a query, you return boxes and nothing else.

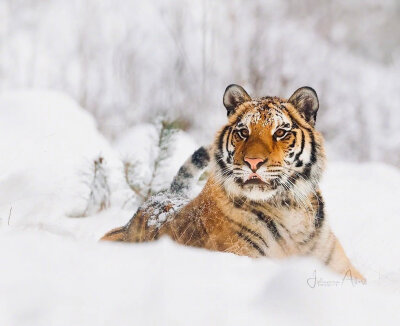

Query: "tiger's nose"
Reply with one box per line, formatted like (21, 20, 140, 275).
(244, 157, 265, 172)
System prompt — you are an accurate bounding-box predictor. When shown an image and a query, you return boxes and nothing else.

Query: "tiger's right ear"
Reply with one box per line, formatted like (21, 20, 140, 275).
(223, 84, 251, 116)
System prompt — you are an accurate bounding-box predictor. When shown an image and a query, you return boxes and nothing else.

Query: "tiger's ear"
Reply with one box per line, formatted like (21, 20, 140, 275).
(288, 87, 319, 126)
(223, 84, 251, 116)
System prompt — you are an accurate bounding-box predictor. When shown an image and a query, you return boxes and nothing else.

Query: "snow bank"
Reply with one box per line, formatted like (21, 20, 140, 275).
(0, 91, 400, 325)
(0, 91, 129, 234)
(321, 162, 400, 284)
(1, 235, 399, 326)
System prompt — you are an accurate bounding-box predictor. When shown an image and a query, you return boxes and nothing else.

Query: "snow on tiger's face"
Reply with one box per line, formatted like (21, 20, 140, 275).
(213, 85, 325, 202)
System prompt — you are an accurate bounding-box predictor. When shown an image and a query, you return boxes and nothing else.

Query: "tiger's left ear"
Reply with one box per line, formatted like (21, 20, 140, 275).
(288, 87, 319, 126)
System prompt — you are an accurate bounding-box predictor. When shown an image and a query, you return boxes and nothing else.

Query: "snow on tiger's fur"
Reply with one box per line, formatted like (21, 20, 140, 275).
(102, 85, 364, 280)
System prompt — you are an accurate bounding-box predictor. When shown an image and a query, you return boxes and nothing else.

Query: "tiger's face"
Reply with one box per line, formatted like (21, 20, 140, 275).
(213, 85, 325, 202)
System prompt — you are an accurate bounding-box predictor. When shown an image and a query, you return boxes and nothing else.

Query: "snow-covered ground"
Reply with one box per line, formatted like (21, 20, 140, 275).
(1, 92, 399, 325)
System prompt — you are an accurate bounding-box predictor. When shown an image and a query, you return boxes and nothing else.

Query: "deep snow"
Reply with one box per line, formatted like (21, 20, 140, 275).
(0, 92, 399, 325)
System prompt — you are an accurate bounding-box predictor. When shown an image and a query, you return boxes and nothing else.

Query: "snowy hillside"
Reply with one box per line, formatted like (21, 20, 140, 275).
(1, 92, 400, 325)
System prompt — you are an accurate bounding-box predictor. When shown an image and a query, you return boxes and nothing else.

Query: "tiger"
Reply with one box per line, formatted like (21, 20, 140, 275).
(102, 84, 365, 281)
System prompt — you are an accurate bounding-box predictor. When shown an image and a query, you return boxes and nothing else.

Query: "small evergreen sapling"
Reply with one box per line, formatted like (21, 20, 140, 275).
(83, 156, 111, 216)
(123, 119, 180, 205)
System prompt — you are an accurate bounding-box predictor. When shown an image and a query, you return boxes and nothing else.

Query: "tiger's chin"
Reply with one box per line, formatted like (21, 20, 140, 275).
(223, 177, 279, 202)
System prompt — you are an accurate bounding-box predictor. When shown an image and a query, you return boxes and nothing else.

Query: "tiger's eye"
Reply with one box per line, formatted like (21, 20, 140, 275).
(238, 129, 249, 138)
(274, 129, 286, 138)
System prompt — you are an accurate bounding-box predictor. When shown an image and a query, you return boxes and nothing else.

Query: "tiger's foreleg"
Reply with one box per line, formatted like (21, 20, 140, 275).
(312, 230, 366, 282)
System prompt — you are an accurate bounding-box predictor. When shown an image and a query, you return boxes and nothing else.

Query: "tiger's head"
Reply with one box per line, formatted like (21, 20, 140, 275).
(212, 84, 326, 202)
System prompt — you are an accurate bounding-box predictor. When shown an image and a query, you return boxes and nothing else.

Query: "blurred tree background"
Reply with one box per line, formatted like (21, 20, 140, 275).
(1, 0, 399, 167)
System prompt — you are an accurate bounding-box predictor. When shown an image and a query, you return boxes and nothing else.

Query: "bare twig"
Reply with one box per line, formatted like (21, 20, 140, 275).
(8, 206, 12, 226)
(123, 161, 145, 200)
(146, 122, 167, 200)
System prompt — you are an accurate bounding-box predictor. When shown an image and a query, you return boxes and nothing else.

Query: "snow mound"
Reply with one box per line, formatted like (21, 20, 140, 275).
(321, 162, 400, 284)
(0, 91, 128, 237)
(0, 236, 399, 326)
